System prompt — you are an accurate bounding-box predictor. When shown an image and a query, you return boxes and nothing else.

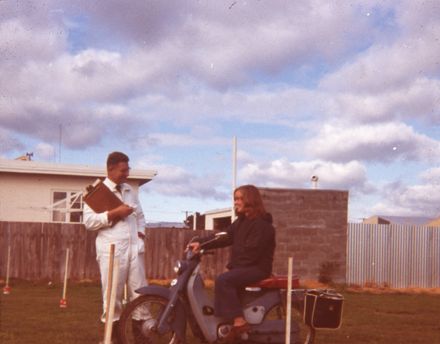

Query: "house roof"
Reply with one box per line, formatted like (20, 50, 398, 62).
(364, 215, 434, 226)
(0, 159, 157, 186)
(425, 217, 440, 227)
(203, 207, 232, 216)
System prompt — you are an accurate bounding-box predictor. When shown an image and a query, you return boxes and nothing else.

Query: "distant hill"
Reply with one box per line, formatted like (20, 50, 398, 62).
(146, 221, 187, 228)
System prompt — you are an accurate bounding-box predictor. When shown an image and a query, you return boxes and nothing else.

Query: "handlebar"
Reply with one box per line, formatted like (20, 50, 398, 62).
(185, 247, 215, 261)
(186, 231, 228, 260)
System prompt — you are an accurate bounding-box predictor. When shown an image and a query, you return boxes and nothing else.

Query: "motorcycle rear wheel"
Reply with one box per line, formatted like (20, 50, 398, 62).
(118, 294, 182, 344)
(267, 303, 315, 344)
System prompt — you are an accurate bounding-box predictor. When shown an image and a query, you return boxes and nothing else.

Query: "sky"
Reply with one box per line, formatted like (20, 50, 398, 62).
(1, 0, 440, 223)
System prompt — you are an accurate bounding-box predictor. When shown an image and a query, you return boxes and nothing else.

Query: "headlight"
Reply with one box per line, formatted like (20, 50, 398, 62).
(173, 260, 188, 275)
(173, 260, 183, 274)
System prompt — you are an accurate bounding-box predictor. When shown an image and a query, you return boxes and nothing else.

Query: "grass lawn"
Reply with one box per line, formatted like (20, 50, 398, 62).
(314, 290, 440, 344)
(0, 280, 103, 344)
(1, 280, 440, 343)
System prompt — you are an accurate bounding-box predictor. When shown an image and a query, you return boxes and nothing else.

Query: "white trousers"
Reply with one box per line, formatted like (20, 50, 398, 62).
(98, 246, 149, 322)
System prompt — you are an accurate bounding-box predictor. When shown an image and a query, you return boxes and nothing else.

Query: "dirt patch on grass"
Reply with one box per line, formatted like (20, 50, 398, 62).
(346, 284, 440, 295)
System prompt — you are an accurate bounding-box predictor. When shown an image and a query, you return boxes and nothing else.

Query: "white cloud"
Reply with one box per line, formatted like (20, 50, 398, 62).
(319, 1, 440, 124)
(239, 158, 371, 193)
(70, 1, 376, 85)
(0, 129, 24, 154)
(0, 47, 156, 149)
(307, 122, 440, 163)
(0, 18, 65, 66)
(130, 85, 326, 126)
(320, 38, 440, 95)
(138, 160, 228, 200)
(134, 132, 228, 148)
(1, 1, 424, 154)
(419, 167, 440, 183)
(326, 78, 440, 123)
(236, 149, 254, 165)
(35, 142, 56, 161)
(395, 0, 440, 35)
(371, 180, 440, 217)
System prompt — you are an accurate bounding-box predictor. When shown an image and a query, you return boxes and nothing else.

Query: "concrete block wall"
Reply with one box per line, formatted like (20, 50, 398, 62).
(259, 187, 348, 283)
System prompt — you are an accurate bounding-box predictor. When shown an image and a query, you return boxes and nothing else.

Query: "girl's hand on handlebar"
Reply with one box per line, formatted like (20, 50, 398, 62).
(186, 242, 201, 253)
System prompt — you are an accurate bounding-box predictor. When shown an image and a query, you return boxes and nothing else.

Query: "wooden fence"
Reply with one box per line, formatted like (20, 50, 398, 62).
(0, 222, 99, 281)
(3, 221, 440, 288)
(0, 221, 229, 282)
(144, 227, 230, 280)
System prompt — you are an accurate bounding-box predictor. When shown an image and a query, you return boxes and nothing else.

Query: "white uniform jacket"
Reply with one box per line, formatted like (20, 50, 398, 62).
(83, 178, 146, 259)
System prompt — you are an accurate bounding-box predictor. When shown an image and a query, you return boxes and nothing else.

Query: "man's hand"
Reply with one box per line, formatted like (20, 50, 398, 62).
(108, 204, 134, 222)
(138, 232, 146, 240)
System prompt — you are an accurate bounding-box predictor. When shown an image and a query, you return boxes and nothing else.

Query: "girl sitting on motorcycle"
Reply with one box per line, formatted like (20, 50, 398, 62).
(188, 184, 276, 341)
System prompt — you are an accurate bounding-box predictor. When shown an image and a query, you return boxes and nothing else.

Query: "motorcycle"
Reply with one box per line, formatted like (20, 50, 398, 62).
(118, 232, 336, 344)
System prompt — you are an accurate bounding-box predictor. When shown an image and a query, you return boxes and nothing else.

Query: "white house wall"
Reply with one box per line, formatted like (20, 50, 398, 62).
(204, 209, 232, 230)
(0, 173, 140, 223)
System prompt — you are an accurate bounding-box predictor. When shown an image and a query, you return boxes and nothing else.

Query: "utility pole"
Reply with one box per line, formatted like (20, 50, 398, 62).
(58, 124, 62, 163)
(193, 212, 197, 231)
(231, 136, 237, 222)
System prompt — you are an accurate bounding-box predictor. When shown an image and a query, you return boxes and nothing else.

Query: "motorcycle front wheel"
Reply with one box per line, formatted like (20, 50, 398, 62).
(118, 294, 182, 344)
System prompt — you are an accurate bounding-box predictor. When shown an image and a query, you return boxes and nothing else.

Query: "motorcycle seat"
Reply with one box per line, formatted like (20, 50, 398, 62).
(248, 275, 300, 289)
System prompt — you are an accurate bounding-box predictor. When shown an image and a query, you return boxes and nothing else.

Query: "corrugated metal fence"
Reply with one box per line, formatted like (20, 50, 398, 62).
(347, 223, 440, 288)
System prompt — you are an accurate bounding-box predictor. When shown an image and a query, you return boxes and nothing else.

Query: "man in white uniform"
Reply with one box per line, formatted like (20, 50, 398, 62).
(83, 151, 148, 343)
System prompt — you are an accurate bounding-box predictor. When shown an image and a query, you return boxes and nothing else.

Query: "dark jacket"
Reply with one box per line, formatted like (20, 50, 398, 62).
(200, 213, 275, 275)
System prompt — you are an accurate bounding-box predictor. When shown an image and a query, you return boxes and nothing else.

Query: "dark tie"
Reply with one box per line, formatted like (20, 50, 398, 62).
(115, 184, 122, 194)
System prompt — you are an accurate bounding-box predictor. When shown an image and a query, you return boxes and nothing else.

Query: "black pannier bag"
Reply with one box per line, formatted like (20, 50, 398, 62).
(303, 289, 344, 329)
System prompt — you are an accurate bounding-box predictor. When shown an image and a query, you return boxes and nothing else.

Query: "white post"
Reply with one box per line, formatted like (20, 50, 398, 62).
(3, 246, 11, 294)
(5, 245, 11, 285)
(231, 136, 237, 222)
(285, 257, 293, 344)
(60, 248, 70, 307)
(104, 258, 119, 344)
(104, 244, 116, 343)
(105, 244, 116, 324)
(123, 283, 128, 305)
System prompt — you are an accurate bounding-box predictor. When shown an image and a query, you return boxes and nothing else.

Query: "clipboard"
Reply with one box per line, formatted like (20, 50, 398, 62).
(83, 179, 123, 213)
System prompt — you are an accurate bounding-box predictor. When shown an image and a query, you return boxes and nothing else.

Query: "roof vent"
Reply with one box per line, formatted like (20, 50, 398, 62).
(311, 175, 319, 189)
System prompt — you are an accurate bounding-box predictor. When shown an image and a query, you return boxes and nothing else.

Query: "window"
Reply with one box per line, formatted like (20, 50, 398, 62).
(52, 191, 83, 223)
(213, 216, 232, 230)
